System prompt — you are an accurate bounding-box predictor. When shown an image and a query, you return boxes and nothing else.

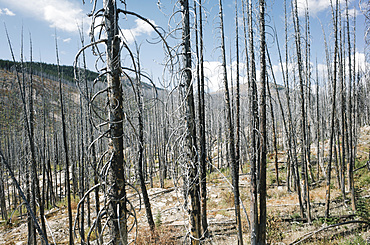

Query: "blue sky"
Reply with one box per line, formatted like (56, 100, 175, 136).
(0, 0, 367, 92)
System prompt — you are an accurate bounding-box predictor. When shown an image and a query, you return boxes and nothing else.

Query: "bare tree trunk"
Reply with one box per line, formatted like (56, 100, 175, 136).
(195, 0, 208, 237)
(282, 2, 304, 216)
(235, 0, 241, 186)
(325, 0, 339, 218)
(315, 59, 321, 180)
(29, 36, 48, 244)
(345, 0, 356, 212)
(180, 1, 201, 243)
(0, 153, 7, 220)
(246, 0, 259, 243)
(102, 1, 128, 243)
(258, 0, 267, 243)
(292, 0, 311, 223)
(219, 0, 243, 243)
(55, 34, 73, 245)
(266, 77, 279, 186)
(339, 19, 347, 201)
(136, 50, 155, 232)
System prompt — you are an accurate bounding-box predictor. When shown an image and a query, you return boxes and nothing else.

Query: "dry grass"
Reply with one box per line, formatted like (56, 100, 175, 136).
(136, 225, 182, 245)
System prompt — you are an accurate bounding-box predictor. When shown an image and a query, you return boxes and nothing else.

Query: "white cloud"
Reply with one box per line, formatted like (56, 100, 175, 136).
(296, 0, 348, 16)
(120, 19, 156, 44)
(204, 61, 223, 92)
(203, 50, 369, 94)
(63, 38, 71, 43)
(345, 7, 359, 17)
(352, 52, 368, 72)
(203, 61, 249, 92)
(0, 8, 15, 16)
(1, 0, 86, 32)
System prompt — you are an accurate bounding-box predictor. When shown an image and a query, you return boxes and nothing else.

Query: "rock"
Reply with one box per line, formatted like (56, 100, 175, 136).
(210, 194, 218, 199)
(215, 214, 226, 220)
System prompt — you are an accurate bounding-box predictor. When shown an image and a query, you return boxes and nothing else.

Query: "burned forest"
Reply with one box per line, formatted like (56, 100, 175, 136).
(0, 0, 370, 244)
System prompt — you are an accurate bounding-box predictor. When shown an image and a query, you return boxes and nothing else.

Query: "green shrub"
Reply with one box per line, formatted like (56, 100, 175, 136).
(155, 210, 162, 227)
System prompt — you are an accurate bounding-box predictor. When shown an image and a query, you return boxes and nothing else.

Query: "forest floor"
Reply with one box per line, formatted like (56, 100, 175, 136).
(1, 126, 370, 244)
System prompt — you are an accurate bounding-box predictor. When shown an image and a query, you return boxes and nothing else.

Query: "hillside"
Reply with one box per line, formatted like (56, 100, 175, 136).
(0, 59, 98, 83)
(0, 59, 163, 134)
(0, 67, 79, 133)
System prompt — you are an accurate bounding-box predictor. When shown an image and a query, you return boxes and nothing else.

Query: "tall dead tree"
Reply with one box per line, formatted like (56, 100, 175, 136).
(135, 49, 155, 232)
(180, 0, 201, 243)
(195, 0, 208, 237)
(292, 0, 311, 222)
(235, 0, 241, 184)
(266, 73, 279, 186)
(283, 2, 305, 213)
(29, 35, 47, 244)
(246, 0, 260, 243)
(315, 58, 321, 179)
(0, 156, 6, 220)
(345, 0, 356, 211)
(104, 0, 128, 242)
(258, 0, 267, 242)
(55, 34, 73, 245)
(219, 0, 243, 243)
(325, 0, 339, 218)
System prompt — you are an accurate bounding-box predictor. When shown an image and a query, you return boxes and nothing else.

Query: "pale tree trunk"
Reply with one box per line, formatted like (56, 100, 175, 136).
(315, 59, 321, 180)
(292, 0, 311, 223)
(77, 28, 87, 242)
(266, 75, 279, 186)
(283, 1, 304, 216)
(325, 0, 339, 218)
(339, 19, 347, 201)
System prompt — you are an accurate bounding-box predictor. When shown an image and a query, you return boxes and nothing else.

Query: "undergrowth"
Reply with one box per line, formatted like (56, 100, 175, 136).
(355, 189, 370, 222)
(266, 214, 284, 244)
(136, 225, 181, 245)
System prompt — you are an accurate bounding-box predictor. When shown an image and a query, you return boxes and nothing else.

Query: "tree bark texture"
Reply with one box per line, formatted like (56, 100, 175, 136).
(104, 0, 128, 243)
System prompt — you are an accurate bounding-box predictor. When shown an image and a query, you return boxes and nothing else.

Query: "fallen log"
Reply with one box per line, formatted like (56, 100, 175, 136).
(208, 220, 236, 226)
(150, 187, 176, 199)
(281, 214, 356, 223)
(289, 220, 370, 245)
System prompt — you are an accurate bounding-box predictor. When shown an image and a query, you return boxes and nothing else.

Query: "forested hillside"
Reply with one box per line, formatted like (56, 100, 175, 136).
(0, 0, 369, 244)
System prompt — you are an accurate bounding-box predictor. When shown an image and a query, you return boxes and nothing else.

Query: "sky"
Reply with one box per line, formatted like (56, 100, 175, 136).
(0, 0, 367, 92)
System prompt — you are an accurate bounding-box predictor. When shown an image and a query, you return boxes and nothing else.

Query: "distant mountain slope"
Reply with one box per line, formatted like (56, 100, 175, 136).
(0, 59, 163, 92)
(0, 59, 164, 133)
(0, 59, 98, 83)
